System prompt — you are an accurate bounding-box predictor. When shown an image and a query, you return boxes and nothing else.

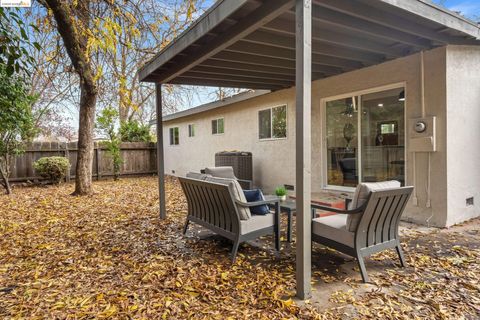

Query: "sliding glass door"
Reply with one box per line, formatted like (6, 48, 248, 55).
(325, 86, 405, 188)
(326, 97, 359, 187)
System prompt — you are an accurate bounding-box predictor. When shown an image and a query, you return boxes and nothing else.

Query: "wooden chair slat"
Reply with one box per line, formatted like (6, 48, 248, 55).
(179, 177, 279, 261)
(314, 186, 413, 283)
(375, 195, 395, 245)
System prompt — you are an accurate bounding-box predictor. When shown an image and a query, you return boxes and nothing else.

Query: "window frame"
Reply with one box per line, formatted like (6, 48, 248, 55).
(258, 104, 288, 141)
(188, 123, 195, 137)
(169, 126, 180, 146)
(320, 82, 407, 192)
(211, 117, 225, 135)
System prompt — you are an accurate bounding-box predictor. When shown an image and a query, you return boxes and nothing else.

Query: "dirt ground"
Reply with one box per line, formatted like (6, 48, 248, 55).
(0, 176, 479, 319)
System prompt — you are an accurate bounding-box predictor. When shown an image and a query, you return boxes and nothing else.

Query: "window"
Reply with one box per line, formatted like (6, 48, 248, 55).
(212, 118, 224, 135)
(259, 105, 287, 140)
(379, 122, 396, 134)
(169, 127, 179, 145)
(188, 124, 195, 137)
(325, 87, 405, 188)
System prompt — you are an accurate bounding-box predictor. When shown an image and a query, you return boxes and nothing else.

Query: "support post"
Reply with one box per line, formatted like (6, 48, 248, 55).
(64, 143, 71, 182)
(295, 0, 312, 300)
(156, 84, 167, 219)
(95, 145, 101, 180)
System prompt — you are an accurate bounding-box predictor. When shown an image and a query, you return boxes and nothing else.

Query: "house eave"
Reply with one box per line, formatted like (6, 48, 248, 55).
(159, 90, 271, 123)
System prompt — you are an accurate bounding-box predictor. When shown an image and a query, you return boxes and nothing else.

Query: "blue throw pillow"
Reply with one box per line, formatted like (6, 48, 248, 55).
(243, 189, 270, 215)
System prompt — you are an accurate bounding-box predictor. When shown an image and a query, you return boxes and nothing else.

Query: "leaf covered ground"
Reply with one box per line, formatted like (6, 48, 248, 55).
(0, 176, 479, 319)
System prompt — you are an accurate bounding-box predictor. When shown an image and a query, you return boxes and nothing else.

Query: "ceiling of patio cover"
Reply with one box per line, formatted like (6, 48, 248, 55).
(138, 0, 480, 91)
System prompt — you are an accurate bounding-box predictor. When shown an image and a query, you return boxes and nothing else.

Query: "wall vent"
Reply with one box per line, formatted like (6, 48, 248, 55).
(284, 184, 294, 191)
(466, 197, 474, 206)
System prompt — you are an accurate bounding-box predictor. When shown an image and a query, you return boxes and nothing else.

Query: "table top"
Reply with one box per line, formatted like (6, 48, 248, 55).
(264, 195, 296, 210)
(278, 200, 297, 210)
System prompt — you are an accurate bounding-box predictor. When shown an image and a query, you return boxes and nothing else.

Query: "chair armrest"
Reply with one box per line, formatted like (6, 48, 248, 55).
(311, 202, 364, 215)
(236, 197, 280, 207)
(345, 198, 352, 209)
(237, 178, 253, 189)
(237, 197, 281, 230)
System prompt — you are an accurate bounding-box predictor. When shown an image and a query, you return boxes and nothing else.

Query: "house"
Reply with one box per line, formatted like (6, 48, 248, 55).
(139, 0, 480, 298)
(160, 45, 480, 230)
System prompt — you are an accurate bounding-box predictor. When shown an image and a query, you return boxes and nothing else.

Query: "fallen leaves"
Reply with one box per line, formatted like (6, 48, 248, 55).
(0, 176, 479, 319)
(0, 177, 311, 319)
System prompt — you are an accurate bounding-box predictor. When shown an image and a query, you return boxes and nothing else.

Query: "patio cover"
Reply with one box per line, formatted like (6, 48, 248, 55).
(139, 0, 480, 299)
(139, 0, 480, 88)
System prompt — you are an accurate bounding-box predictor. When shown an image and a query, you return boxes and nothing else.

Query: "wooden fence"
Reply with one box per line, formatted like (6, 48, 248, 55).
(9, 141, 158, 183)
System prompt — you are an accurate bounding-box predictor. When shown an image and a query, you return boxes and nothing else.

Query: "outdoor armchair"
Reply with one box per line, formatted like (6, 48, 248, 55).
(311, 181, 413, 282)
(179, 176, 280, 262)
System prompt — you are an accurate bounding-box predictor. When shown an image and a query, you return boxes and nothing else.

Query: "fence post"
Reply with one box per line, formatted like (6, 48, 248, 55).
(64, 142, 71, 182)
(95, 143, 101, 180)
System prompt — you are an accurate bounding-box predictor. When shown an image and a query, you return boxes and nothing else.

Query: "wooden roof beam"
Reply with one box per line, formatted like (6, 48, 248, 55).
(145, 0, 294, 83)
(315, 0, 478, 45)
(190, 65, 296, 81)
(242, 30, 386, 63)
(284, 6, 432, 49)
(225, 42, 364, 69)
(180, 71, 294, 87)
(210, 51, 343, 74)
(168, 77, 285, 90)
(199, 59, 318, 76)
(262, 18, 408, 58)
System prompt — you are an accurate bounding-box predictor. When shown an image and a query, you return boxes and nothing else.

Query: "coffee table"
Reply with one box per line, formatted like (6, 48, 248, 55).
(278, 200, 296, 242)
(265, 196, 295, 243)
(266, 193, 348, 243)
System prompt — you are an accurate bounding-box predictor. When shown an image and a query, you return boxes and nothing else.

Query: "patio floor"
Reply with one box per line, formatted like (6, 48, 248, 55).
(0, 176, 479, 319)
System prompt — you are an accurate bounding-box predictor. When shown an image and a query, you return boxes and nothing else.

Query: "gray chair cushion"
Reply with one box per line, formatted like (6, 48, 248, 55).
(312, 215, 354, 247)
(186, 172, 211, 180)
(347, 180, 401, 232)
(204, 176, 251, 220)
(240, 213, 274, 235)
(205, 166, 236, 179)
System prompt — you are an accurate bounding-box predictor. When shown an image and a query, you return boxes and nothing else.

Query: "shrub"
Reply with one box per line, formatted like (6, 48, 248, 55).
(34, 156, 70, 184)
(275, 186, 287, 197)
(97, 107, 122, 180)
(120, 120, 152, 142)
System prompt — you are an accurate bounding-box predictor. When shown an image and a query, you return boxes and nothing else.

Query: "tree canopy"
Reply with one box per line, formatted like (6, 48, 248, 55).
(0, 64, 37, 194)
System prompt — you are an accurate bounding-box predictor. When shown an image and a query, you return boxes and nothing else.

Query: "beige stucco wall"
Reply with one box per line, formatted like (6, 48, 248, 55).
(163, 46, 480, 228)
(163, 88, 297, 192)
(445, 45, 480, 226)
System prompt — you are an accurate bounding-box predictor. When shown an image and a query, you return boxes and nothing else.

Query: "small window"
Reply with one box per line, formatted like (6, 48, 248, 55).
(169, 127, 179, 145)
(188, 124, 195, 137)
(380, 123, 395, 134)
(259, 105, 287, 140)
(212, 118, 224, 135)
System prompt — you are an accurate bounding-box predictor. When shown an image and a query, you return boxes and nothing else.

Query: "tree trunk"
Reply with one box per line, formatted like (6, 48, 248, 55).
(41, 0, 97, 195)
(0, 163, 12, 195)
(74, 88, 96, 195)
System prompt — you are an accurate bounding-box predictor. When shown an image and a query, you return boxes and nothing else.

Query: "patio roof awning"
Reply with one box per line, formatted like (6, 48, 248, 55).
(142, 0, 480, 301)
(139, 0, 480, 90)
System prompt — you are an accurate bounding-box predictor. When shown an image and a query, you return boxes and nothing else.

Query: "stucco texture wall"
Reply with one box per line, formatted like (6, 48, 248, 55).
(163, 88, 297, 192)
(162, 46, 479, 227)
(446, 45, 480, 226)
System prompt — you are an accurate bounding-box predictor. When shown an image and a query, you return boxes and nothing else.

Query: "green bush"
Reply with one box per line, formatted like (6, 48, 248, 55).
(120, 120, 152, 142)
(33, 156, 70, 184)
(275, 186, 287, 197)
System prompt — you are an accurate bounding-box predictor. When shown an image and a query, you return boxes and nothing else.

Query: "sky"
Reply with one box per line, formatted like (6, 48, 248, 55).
(434, 0, 480, 18)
